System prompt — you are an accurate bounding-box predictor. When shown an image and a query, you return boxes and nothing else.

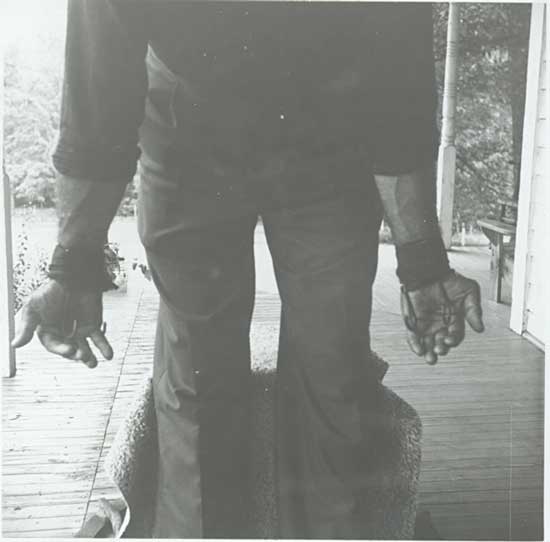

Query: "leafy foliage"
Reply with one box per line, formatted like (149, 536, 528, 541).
(4, 36, 63, 207)
(433, 3, 531, 230)
(118, 179, 140, 217)
(12, 225, 49, 311)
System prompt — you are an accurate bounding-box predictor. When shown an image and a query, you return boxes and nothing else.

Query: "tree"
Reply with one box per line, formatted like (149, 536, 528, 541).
(433, 3, 530, 229)
(4, 33, 63, 207)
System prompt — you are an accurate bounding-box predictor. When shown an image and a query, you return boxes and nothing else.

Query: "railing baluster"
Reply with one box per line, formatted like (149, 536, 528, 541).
(1, 167, 16, 377)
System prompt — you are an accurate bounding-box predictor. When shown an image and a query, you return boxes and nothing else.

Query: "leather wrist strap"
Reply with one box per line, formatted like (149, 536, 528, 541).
(396, 236, 453, 291)
(48, 244, 117, 292)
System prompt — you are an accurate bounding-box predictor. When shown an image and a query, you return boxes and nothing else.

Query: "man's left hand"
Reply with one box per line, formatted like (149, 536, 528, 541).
(400, 271, 485, 364)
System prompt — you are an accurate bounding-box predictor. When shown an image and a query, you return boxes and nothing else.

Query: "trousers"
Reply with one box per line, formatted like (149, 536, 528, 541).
(137, 138, 384, 538)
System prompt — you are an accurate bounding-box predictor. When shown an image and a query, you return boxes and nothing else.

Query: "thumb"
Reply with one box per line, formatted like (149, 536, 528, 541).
(463, 283, 484, 333)
(12, 304, 40, 348)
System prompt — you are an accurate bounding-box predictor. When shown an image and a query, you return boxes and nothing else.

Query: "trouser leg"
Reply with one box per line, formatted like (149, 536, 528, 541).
(145, 216, 257, 538)
(262, 182, 383, 539)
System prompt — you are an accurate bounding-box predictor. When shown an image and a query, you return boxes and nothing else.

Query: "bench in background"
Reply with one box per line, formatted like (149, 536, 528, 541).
(477, 200, 517, 303)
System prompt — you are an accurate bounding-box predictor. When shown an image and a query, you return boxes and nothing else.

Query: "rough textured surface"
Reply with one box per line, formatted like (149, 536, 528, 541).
(104, 324, 422, 539)
(104, 377, 157, 538)
(247, 351, 422, 540)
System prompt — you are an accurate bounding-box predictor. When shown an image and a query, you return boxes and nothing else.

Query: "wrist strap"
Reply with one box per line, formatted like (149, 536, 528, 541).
(396, 236, 452, 291)
(48, 244, 117, 292)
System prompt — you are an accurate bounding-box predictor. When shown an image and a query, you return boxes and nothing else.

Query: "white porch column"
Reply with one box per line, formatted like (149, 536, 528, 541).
(1, 167, 16, 377)
(437, 2, 461, 249)
(510, 2, 546, 337)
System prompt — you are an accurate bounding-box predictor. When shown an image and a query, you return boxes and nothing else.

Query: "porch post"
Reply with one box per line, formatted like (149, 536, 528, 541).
(510, 2, 546, 336)
(1, 167, 16, 377)
(437, 2, 461, 249)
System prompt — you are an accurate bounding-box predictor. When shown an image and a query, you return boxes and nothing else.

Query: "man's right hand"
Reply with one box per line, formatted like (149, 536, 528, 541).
(400, 271, 484, 365)
(11, 279, 113, 368)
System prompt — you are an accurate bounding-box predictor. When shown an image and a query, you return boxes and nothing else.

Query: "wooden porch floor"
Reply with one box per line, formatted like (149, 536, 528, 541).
(2, 241, 544, 540)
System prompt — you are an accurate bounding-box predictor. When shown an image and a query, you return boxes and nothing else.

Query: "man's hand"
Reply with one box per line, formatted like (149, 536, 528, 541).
(400, 271, 484, 364)
(13, 171, 127, 368)
(11, 279, 113, 368)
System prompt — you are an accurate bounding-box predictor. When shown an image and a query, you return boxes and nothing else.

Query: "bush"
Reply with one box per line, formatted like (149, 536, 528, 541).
(4, 39, 62, 208)
(117, 178, 139, 217)
(12, 226, 49, 312)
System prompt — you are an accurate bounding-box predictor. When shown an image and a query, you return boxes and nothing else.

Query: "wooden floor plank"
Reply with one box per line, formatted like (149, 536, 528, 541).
(2, 245, 543, 540)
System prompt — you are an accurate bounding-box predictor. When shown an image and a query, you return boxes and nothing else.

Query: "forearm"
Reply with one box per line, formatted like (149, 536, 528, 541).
(54, 0, 149, 249)
(374, 163, 452, 290)
(374, 162, 440, 246)
(56, 174, 128, 249)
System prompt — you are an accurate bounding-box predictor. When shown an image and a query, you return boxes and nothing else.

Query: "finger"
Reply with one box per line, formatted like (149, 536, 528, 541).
(424, 350, 437, 365)
(423, 335, 437, 365)
(89, 330, 114, 360)
(38, 330, 77, 358)
(74, 337, 97, 368)
(433, 329, 449, 356)
(434, 345, 448, 356)
(67, 339, 87, 362)
(464, 283, 485, 333)
(12, 304, 40, 348)
(444, 318, 465, 347)
(406, 331, 425, 356)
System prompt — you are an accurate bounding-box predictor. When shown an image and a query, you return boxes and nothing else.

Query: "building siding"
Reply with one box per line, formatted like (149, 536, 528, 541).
(523, 13, 548, 345)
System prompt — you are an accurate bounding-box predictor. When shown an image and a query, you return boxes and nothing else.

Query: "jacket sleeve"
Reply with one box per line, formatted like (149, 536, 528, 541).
(52, 0, 149, 182)
(368, 3, 439, 176)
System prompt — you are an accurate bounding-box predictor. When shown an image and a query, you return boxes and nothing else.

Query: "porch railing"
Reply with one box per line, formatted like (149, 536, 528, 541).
(2, 168, 16, 377)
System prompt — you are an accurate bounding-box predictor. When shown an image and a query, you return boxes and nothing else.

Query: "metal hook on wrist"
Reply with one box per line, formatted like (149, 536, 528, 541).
(401, 286, 419, 333)
(65, 319, 78, 340)
(437, 280, 455, 326)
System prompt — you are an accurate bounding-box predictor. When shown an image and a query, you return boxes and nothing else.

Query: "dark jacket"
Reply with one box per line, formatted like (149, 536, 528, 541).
(53, 1, 438, 183)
